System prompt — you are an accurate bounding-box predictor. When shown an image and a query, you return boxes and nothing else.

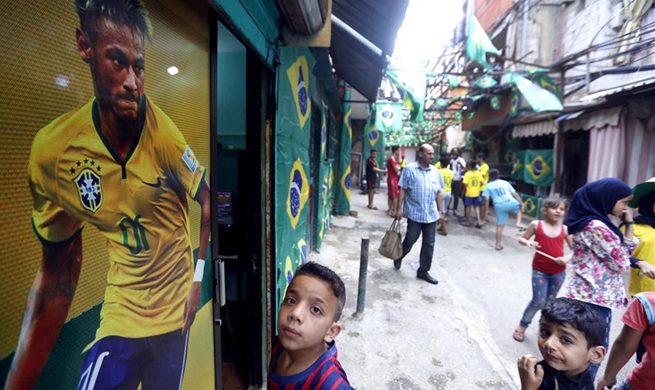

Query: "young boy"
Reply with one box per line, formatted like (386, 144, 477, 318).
(461, 160, 484, 227)
(268, 262, 354, 389)
(597, 292, 655, 390)
(476, 152, 490, 189)
(437, 156, 454, 235)
(518, 298, 607, 390)
(481, 169, 525, 250)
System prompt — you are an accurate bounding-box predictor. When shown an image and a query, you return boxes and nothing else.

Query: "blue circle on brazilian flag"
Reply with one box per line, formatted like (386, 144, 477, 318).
(369, 130, 378, 141)
(525, 198, 536, 213)
(297, 67, 308, 116)
(532, 159, 543, 176)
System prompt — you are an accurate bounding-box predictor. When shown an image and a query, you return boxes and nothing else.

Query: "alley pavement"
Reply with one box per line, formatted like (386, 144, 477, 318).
(310, 185, 636, 390)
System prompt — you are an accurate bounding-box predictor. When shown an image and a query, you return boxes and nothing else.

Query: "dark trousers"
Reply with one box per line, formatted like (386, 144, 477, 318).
(452, 180, 462, 212)
(399, 218, 436, 273)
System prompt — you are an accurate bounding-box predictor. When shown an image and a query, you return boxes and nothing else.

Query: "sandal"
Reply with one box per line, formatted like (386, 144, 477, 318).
(460, 221, 470, 227)
(367, 205, 378, 210)
(495, 245, 504, 251)
(517, 225, 527, 232)
(513, 326, 526, 342)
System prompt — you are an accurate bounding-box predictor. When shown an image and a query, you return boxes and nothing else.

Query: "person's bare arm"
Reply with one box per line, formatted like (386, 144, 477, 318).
(183, 181, 210, 331)
(518, 221, 539, 248)
(5, 235, 83, 390)
(436, 191, 444, 221)
(597, 325, 642, 390)
(395, 187, 406, 220)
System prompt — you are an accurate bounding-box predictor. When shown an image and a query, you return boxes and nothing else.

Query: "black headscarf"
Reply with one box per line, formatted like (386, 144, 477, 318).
(566, 178, 633, 241)
(635, 190, 655, 228)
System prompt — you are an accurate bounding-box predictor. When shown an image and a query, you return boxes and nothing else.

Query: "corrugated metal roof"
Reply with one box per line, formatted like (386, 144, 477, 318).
(329, 0, 409, 101)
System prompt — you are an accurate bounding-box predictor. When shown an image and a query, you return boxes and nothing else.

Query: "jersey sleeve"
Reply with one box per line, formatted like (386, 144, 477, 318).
(462, 172, 471, 185)
(621, 296, 650, 332)
(29, 137, 83, 243)
(159, 117, 206, 200)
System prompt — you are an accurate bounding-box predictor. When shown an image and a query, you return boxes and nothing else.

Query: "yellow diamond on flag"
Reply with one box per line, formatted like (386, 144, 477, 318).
(286, 56, 311, 128)
(286, 158, 309, 230)
(344, 107, 353, 139)
(526, 155, 551, 181)
(378, 103, 396, 128)
(524, 198, 537, 214)
(512, 159, 523, 176)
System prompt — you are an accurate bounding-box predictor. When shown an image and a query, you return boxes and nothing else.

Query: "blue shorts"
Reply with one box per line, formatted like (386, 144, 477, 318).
(77, 330, 189, 390)
(494, 200, 520, 225)
(464, 196, 482, 207)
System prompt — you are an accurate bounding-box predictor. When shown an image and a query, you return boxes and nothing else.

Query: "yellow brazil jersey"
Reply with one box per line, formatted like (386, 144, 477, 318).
(29, 97, 206, 346)
(629, 223, 655, 296)
(463, 170, 483, 198)
(479, 163, 489, 188)
(438, 168, 454, 193)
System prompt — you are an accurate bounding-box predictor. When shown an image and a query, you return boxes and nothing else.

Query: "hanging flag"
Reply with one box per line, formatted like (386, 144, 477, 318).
(525, 150, 554, 186)
(467, 111, 475, 119)
(375, 102, 403, 133)
(445, 74, 461, 87)
(490, 95, 501, 110)
(466, 15, 501, 69)
(475, 74, 498, 88)
(286, 158, 309, 230)
(435, 98, 449, 108)
(510, 90, 520, 117)
(506, 72, 563, 113)
(386, 68, 425, 121)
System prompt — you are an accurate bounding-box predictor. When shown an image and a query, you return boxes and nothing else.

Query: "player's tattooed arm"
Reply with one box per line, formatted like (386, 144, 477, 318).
(5, 235, 82, 390)
(183, 181, 210, 331)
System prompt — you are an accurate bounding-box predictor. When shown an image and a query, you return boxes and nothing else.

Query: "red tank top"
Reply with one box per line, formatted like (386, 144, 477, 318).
(532, 221, 566, 274)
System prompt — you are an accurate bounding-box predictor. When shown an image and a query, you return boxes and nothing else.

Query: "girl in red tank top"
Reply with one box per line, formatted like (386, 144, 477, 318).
(512, 198, 573, 342)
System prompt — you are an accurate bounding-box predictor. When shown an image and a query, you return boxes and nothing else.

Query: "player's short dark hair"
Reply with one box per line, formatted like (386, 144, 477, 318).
(467, 160, 477, 169)
(294, 262, 346, 321)
(391, 145, 399, 153)
(371, 149, 377, 153)
(489, 169, 499, 181)
(76, 0, 153, 43)
(439, 156, 450, 168)
(540, 298, 606, 348)
(476, 152, 486, 160)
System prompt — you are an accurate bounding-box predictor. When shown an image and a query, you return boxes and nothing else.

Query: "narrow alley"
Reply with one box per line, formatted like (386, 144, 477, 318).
(312, 187, 637, 390)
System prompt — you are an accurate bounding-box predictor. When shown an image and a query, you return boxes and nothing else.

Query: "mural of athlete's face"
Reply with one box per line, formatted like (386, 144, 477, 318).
(77, 18, 145, 125)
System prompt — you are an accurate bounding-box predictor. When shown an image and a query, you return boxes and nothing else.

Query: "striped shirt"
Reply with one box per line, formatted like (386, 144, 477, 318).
(268, 339, 354, 390)
(398, 162, 444, 223)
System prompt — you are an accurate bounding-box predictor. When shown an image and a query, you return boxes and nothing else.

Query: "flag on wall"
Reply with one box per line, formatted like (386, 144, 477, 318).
(286, 56, 311, 128)
(375, 102, 403, 133)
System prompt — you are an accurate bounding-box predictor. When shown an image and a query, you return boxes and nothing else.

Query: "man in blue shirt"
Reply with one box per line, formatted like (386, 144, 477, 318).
(394, 144, 445, 285)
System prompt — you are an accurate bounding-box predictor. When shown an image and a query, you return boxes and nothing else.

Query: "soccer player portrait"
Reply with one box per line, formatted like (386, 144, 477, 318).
(4, 1, 211, 389)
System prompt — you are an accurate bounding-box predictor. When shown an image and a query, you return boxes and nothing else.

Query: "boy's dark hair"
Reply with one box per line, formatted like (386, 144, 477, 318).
(476, 152, 486, 160)
(391, 145, 399, 153)
(541, 298, 606, 347)
(489, 169, 500, 181)
(370, 149, 377, 153)
(76, 0, 153, 43)
(294, 262, 346, 321)
(467, 160, 477, 170)
(439, 156, 450, 168)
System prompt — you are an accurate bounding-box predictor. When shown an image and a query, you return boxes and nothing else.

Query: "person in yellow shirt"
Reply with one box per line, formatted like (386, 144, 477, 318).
(461, 160, 484, 227)
(5, 1, 210, 389)
(626, 177, 655, 363)
(437, 157, 454, 235)
(476, 152, 490, 189)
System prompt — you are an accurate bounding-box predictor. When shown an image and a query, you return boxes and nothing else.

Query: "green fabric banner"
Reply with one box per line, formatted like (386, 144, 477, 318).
(334, 86, 352, 214)
(512, 149, 554, 186)
(363, 118, 386, 173)
(386, 68, 426, 121)
(375, 102, 403, 133)
(275, 47, 315, 307)
(466, 15, 501, 69)
(505, 72, 563, 113)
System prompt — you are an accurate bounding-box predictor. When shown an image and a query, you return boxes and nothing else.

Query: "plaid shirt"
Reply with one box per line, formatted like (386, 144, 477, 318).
(398, 162, 444, 223)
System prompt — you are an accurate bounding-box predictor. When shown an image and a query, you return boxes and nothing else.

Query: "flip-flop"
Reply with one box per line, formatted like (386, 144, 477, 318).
(367, 206, 378, 210)
(475, 223, 483, 229)
(513, 327, 525, 342)
(460, 221, 470, 227)
(495, 245, 504, 251)
(517, 226, 527, 232)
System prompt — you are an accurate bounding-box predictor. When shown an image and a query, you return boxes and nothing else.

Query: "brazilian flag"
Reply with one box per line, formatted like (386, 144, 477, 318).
(465, 15, 501, 69)
(512, 149, 554, 186)
(386, 68, 425, 122)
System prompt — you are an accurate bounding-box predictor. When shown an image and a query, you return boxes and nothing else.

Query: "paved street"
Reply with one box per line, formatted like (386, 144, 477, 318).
(311, 186, 636, 390)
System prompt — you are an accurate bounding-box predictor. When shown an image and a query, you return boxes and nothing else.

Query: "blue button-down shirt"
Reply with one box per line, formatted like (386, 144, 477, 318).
(398, 162, 444, 223)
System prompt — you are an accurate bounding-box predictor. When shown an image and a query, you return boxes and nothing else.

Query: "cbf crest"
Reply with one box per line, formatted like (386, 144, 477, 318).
(75, 168, 103, 213)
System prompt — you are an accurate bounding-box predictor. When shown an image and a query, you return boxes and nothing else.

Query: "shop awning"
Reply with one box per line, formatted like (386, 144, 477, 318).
(562, 106, 623, 132)
(329, 0, 409, 101)
(512, 120, 558, 138)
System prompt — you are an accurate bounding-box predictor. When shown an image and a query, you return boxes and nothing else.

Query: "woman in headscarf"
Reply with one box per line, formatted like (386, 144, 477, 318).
(563, 178, 639, 381)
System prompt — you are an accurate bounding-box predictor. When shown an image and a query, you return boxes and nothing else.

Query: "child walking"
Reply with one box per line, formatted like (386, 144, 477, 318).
(563, 178, 639, 381)
(461, 160, 483, 227)
(513, 198, 573, 342)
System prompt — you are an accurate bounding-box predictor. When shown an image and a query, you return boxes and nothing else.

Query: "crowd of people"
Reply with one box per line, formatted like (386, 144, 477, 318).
(350, 144, 655, 390)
